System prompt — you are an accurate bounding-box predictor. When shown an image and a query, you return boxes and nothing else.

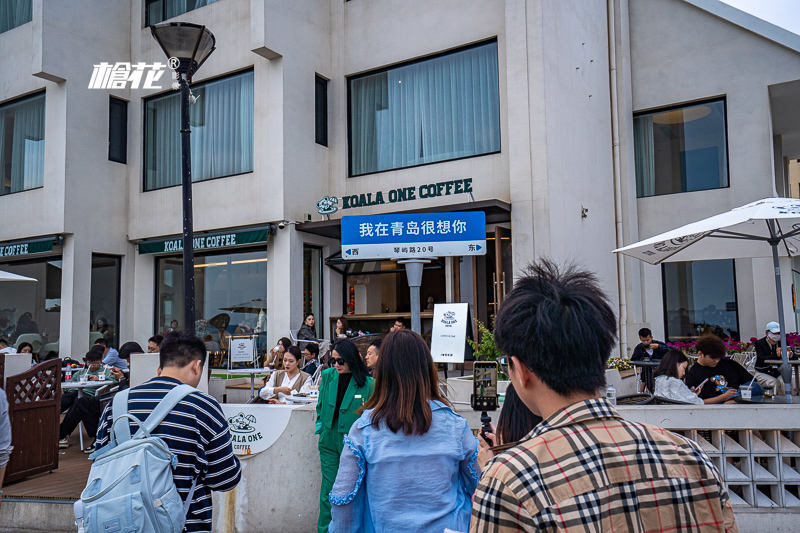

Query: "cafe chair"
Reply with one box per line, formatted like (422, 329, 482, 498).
(653, 395, 694, 405)
(615, 393, 654, 405)
(289, 329, 320, 350)
(14, 333, 42, 353)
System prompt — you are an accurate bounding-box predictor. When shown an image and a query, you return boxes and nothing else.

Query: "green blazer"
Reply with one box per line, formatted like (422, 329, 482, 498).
(315, 367, 374, 435)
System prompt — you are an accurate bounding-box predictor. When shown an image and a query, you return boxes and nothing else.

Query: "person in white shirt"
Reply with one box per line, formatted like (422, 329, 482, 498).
(653, 349, 707, 405)
(259, 346, 311, 403)
(0, 339, 16, 354)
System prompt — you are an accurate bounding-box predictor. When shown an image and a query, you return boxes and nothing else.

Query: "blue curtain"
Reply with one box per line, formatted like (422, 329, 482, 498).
(351, 41, 500, 176)
(0, 0, 32, 34)
(0, 94, 45, 196)
(145, 71, 254, 190)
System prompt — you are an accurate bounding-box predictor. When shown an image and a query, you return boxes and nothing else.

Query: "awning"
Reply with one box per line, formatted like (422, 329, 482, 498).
(296, 199, 511, 240)
(136, 226, 274, 255)
(0, 236, 60, 260)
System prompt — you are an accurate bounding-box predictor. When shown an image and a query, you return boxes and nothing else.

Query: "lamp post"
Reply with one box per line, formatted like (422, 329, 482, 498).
(150, 22, 215, 334)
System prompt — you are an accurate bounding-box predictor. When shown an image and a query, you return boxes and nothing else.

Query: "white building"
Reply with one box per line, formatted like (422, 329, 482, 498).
(0, 0, 798, 360)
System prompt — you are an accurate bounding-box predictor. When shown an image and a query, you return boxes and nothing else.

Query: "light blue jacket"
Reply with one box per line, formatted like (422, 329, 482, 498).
(329, 400, 480, 533)
(0, 387, 12, 468)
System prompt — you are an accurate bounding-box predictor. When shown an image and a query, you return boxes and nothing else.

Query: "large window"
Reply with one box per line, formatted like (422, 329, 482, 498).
(349, 41, 500, 176)
(144, 70, 253, 191)
(0, 0, 32, 34)
(1, 92, 45, 196)
(90, 255, 120, 349)
(663, 259, 739, 342)
(145, 0, 218, 26)
(304, 246, 323, 334)
(634, 99, 728, 197)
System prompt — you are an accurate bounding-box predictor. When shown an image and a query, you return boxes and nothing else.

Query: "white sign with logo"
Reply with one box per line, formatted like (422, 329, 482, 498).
(222, 404, 294, 456)
(430, 303, 469, 363)
(230, 336, 255, 363)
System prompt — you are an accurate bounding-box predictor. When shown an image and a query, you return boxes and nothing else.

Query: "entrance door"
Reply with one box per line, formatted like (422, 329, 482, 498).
(472, 226, 513, 330)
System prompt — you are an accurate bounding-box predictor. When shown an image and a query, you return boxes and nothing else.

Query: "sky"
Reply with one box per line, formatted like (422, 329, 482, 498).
(719, 0, 800, 36)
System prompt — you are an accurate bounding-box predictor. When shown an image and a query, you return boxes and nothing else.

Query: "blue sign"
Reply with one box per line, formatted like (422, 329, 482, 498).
(341, 212, 487, 260)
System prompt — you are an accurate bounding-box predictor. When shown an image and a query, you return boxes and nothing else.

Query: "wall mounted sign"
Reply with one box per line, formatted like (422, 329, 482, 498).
(341, 211, 486, 260)
(221, 404, 293, 456)
(315, 178, 473, 214)
(430, 303, 469, 363)
(137, 227, 272, 255)
(0, 238, 55, 259)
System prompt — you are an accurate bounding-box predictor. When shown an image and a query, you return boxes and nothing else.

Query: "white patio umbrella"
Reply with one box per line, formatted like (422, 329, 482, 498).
(0, 270, 37, 282)
(614, 197, 800, 394)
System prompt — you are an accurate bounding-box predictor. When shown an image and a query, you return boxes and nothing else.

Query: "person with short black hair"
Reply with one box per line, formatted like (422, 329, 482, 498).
(108, 342, 145, 390)
(684, 335, 759, 402)
(470, 261, 737, 532)
(364, 338, 381, 371)
(95, 331, 241, 533)
(390, 318, 406, 332)
(303, 343, 320, 376)
(95, 337, 127, 371)
(631, 327, 669, 361)
(0, 339, 16, 354)
(147, 334, 163, 353)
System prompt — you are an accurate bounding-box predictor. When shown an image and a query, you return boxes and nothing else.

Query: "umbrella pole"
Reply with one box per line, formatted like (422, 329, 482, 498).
(768, 222, 792, 396)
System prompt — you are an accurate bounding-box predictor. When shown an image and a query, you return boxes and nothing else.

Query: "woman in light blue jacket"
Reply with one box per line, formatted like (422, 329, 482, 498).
(329, 329, 480, 533)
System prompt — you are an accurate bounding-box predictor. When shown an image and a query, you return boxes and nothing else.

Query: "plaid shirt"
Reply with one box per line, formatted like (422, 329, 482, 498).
(471, 398, 738, 533)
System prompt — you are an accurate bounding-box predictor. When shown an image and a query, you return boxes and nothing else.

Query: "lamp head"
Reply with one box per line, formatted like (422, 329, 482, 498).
(150, 22, 216, 83)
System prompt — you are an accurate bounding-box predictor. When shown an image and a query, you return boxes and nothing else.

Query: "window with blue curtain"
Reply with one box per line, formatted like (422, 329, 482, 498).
(349, 40, 501, 177)
(0, 0, 32, 33)
(144, 70, 254, 191)
(145, 0, 218, 26)
(0, 92, 45, 196)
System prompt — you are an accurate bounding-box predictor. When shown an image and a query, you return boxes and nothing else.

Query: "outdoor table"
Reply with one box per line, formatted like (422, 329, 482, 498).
(630, 360, 660, 394)
(227, 368, 274, 399)
(734, 394, 800, 404)
(62, 380, 115, 449)
(764, 359, 800, 394)
(283, 395, 318, 405)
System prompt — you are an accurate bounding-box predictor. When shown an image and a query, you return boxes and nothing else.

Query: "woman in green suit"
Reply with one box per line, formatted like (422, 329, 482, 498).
(315, 338, 373, 533)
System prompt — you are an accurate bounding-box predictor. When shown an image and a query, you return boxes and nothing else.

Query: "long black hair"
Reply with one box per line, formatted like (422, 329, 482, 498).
(332, 338, 369, 387)
(496, 385, 542, 444)
(654, 349, 689, 379)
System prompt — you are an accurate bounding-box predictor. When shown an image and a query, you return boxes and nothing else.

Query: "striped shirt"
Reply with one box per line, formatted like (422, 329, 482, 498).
(95, 377, 241, 533)
(471, 398, 738, 533)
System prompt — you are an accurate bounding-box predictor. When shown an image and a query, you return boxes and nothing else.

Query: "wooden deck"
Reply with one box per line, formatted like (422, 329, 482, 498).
(2, 424, 92, 501)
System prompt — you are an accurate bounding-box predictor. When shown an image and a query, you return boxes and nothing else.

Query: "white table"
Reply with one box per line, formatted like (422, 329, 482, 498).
(284, 395, 318, 405)
(227, 368, 274, 399)
(62, 380, 115, 449)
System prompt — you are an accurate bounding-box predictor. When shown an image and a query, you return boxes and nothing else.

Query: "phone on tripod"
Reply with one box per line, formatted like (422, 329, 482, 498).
(471, 361, 498, 445)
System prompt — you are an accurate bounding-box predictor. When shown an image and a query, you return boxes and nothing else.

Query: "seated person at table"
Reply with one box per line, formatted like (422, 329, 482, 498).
(0, 339, 15, 354)
(95, 338, 128, 371)
(653, 350, 705, 405)
(107, 341, 145, 391)
(266, 337, 292, 370)
(302, 343, 320, 377)
(259, 346, 311, 403)
(685, 335, 761, 402)
(297, 313, 318, 349)
(753, 321, 792, 395)
(59, 348, 119, 451)
(333, 317, 350, 340)
(631, 327, 670, 361)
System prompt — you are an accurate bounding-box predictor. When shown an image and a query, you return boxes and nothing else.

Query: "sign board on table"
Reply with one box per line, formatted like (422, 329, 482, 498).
(229, 336, 255, 363)
(341, 212, 487, 260)
(430, 303, 469, 363)
(221, 404, 293, 456)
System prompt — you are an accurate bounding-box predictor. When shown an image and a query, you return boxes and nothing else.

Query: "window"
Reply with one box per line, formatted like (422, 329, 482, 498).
(0, 0, 32, 33)
(634, 99, 728, 197)
(348, 40, 500, 176)
(315, 76, 328, 146)
(663, 259, 739, 342)
(109, 97, 128, 164)
(144, 70, 254, 191)
(0, 92, 45, 196)
(304, 246, 323, 333)
(90, 255, 121, 349)
(145, 0, 218, 26)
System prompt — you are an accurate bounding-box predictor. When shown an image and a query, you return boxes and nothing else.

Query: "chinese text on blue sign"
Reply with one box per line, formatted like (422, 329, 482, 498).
(341, 212, 486, 260)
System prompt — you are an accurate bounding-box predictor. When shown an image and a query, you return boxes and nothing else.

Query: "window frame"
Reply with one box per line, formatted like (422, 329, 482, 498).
(0, 0, 32, 34)
(346, 39, 501, 178)
(141, 68, 254, 192)
(108, 96, 128, 164)
(315, 75, 329, 147)
(0, 90, 46, 197)
(145, 0, 219, 27)
(633, 97, 731, 198)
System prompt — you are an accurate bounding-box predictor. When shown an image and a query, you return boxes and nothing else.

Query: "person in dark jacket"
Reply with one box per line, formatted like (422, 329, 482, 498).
(753, 321, 792, 395)
(631, 327, 670, 361)
(297, 313, 318, 349)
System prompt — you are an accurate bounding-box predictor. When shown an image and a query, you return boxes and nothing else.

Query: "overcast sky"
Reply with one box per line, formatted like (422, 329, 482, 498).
(720, 0, 800, 36)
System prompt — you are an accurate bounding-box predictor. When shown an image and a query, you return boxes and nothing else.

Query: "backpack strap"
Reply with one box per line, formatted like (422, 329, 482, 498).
(136, 384, 200, 438)
(112, 389, 132, 444)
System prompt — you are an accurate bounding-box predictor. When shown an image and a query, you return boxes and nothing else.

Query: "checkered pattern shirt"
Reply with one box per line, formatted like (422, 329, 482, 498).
(471, 398, 738, 533)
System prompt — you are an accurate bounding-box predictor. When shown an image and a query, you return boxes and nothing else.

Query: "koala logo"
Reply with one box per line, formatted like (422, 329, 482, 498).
(316, 196, 339, 215)
(228, 412, 257, 433)
(441, 311, 457, 325)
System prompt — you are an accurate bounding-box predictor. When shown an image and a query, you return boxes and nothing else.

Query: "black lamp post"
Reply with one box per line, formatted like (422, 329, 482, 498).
(150, 22, 215, 334)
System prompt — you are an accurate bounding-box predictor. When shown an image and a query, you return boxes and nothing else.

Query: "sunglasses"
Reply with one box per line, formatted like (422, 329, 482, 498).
(331, 357, 346, 366)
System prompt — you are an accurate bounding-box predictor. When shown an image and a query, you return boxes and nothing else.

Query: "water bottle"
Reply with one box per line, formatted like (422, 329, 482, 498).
(606, 384, 617, 407)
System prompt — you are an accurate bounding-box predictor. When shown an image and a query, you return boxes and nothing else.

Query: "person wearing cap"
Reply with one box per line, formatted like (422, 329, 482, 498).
(753, 321, 791, 395)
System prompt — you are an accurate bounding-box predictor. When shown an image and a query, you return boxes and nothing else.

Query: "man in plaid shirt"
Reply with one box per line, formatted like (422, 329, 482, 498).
(470, 261, 738, 532)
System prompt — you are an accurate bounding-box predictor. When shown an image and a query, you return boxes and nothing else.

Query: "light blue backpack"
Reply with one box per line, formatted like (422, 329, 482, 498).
(74, 384, 199, 533)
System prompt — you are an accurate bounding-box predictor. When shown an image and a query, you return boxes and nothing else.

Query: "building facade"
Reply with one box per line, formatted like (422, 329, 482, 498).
(0, 0, 799, 360)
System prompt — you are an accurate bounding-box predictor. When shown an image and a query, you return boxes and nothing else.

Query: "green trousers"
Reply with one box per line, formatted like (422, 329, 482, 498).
(317, 428, 346, 533)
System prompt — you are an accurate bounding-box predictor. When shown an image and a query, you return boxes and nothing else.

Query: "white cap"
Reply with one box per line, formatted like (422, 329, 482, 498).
(766, 321, 780, 333)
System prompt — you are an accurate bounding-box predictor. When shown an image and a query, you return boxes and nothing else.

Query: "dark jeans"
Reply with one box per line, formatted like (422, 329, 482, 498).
(60, 392, 102, 440)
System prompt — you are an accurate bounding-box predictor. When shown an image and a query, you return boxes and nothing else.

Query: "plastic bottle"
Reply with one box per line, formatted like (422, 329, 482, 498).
(606, 384, 617, 407)
(65, 366, 72, 381)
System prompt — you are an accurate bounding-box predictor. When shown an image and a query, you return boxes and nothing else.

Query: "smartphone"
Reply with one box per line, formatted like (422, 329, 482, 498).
(696, 378, 709, 390)
(471, 362, 498, 411)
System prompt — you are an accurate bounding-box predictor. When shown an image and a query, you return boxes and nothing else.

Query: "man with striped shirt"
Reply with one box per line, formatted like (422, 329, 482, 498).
(471, 261, 738, 533)
(95, 331, 241, 533)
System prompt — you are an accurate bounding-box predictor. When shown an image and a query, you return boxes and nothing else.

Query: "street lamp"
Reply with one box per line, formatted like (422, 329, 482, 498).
(150, 22, 215, 334)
